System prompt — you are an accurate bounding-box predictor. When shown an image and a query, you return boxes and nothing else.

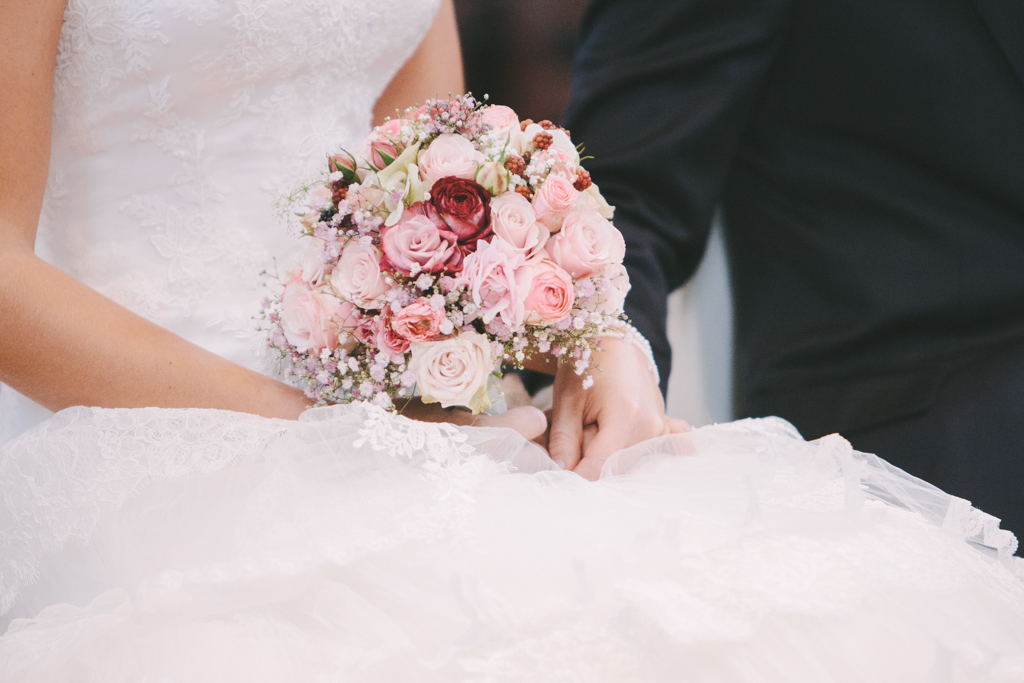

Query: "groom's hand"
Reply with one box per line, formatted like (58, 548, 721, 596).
(548, 338, 691, 479)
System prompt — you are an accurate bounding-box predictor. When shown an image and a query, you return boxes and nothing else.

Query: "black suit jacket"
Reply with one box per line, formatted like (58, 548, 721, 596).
(563, 0, 1024, 529)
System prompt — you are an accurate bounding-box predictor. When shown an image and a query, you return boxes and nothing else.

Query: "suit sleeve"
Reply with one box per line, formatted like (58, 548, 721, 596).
(562, 0, 792, 395)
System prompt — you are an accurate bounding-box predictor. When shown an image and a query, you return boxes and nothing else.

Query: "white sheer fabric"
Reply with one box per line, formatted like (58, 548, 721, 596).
(1, 405, 1023, 680)
(1, 1, 1024, 680)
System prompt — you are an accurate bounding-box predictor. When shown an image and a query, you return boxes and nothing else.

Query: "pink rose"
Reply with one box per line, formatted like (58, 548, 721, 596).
(531, 176, 578, 232)
(377, 118, 404, 139)
(478, 104, 524, 154)
(409, 331, 493, 412)
(417, 134, 485, 186)
(301, 237, 330, 286)
(523, 259, 575, 325)
(281, 275, 359, 353)
(490, 191, 549, 260)
(392, 297, 447, 341)
(548, 210, 626, 279)
(375, 312, 410, 361)
(456, 239, 532, 328)
(330, 240, 389, 307)
(380, 208, 462, 276)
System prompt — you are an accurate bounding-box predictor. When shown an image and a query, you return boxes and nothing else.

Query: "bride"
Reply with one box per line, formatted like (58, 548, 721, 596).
(1, 1, 1022, 680)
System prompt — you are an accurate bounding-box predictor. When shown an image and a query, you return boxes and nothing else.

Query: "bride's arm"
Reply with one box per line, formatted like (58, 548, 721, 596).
(0, 1, 545, 437)
(372, 0, 465, 127)
(0, 1, 309, 419)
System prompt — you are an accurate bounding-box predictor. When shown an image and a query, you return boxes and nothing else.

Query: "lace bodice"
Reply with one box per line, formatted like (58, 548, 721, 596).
(0, 0, 441, 443)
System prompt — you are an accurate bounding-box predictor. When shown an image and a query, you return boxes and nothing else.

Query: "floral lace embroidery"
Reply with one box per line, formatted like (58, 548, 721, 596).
(0, 407, 291, 615)
(54, 0, 168, 150)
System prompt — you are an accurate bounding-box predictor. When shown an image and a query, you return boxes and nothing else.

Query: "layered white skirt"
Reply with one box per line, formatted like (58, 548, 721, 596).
(1, 404, 1022, 681)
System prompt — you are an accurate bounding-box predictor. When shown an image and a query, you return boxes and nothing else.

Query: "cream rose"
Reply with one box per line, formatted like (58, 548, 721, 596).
(547, 210, 626, 279)
(417, 134, 485, 187)
(347, 183, 385, 212)
(585, 183, 615, 219)
(330, 241, 389, 307)
(410, 331, 493, 413)
(490, 191, 549, 260)
(523, 122, 580, 164)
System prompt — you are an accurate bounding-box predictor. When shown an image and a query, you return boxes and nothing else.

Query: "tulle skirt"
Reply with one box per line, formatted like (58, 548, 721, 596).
(1, 404, 1022, 681)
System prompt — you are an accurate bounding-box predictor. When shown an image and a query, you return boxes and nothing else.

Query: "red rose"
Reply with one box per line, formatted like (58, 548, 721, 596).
(430, 177, 492, 251)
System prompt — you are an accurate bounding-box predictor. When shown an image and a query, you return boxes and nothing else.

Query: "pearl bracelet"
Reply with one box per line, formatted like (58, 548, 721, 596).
(601, 322, 660, 386)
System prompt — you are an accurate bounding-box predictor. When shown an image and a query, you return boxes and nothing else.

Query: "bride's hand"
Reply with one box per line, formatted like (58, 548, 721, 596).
(395, 398, 548, 442)
(548, 338, 691, 479)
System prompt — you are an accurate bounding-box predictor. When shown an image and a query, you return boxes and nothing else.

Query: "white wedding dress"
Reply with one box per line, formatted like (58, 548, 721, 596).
(2, 1, 1024, 680)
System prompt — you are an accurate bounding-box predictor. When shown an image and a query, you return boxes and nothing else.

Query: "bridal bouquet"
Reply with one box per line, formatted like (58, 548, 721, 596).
(264, 95, 630, 413)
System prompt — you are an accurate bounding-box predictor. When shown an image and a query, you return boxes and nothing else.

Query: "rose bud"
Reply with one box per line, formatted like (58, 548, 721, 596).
(329, 152, 356, 174)
(369, 138, 399, 170)
(430, 177, 493, 251)
(475, 161, 510, 196)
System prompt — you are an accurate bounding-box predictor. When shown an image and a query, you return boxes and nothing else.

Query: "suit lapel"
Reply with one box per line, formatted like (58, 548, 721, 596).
(973, 0, 1024, 91)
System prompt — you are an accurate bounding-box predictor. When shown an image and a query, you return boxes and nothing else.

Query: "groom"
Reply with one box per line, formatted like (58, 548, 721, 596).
(552, 0, 1024, 535)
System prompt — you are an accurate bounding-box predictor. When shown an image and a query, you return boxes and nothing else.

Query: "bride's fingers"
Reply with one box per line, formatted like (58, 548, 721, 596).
(473, 406, 548, 441)
(396, 399, 547, 442)
(668, 417, 692, 434)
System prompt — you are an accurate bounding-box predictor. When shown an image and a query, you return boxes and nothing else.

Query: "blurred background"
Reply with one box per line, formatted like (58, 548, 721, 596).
(453, 0, 735, 426)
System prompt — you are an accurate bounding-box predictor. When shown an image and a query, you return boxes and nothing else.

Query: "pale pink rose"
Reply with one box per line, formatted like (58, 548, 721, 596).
(409, 331, 493, 412)
(490, 191, 549, 260)
(530, 148, 579, 182)
(478, 104, 524, 154)
(374, 312, 410, 361)
(347, 184, 385, 212)
(380, 209, 462, 275)
(456, 239, 532, 328)
(591, 264, 631, 314)
(301, 237, 330, 286)
(281, 275, 359, 353)
(532, 176, 578, 232)
(547, 210, 626, 279)
(417, 134, 485, 186)
(307, 183, 333, 212)
(377, 118, 404, 139)
(392, 297, 446, 341)
(330, 240, 389, 307)
(523, 259, 575, 325)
